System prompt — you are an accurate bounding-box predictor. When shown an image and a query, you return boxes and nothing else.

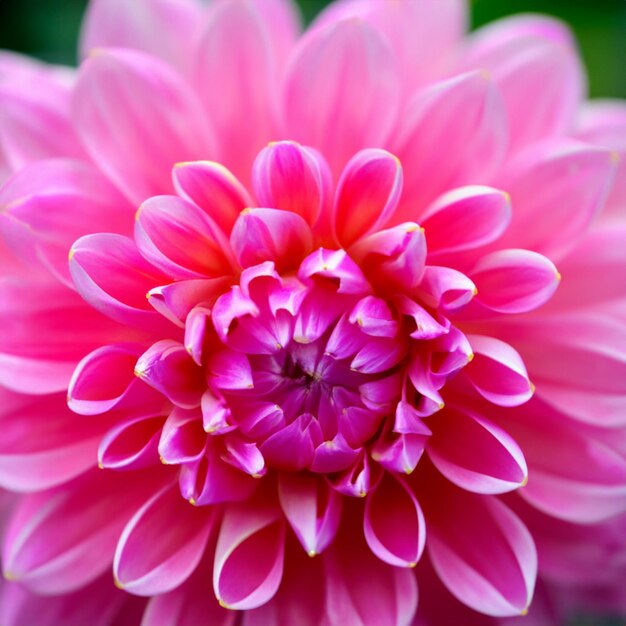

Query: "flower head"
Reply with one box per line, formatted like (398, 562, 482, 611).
(0, 1, 625, 625)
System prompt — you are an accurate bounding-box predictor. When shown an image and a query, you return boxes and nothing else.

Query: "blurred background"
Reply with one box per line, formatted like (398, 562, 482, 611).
(0, 0, 624, 97)
(0, 0, 624, 625)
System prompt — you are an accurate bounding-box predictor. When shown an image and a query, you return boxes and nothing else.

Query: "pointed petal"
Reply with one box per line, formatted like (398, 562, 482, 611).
(333, 149, 403, 246)
(114, 483, 213, 595)
(428, 407, 527, 494)
(158, 408, 206, 465)
(69, 233, 170, 330)
(425, 475, 537, 617)
(298, 248, 371, 295)
(465, 335, 533, 407)
(393, 71, 508, 220)
(231, 208, 313, 272)
(214, 499, 286, 610)
(421, 186, 512, 258)
(284, 18, 400, 175)
(364, 472, 425, 567)
(470, 249, 560, 314)
(252, 141, 331, 226)
(74, 49, 215, 204)
(417, 266, 476, 312)
(278, 473, 342, 556)
(172, 160, 252, 236)
(260, 413, 322, 471)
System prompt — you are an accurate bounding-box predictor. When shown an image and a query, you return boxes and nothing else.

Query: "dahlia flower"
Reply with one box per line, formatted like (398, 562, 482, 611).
(0, 0, 625, 624)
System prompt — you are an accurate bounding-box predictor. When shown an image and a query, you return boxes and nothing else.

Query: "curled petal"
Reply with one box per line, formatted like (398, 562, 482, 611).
(231, 208, 313, 272)
(278, 473, 342, 556)
(298, 248, 371, 295)
(135, 195, 231, 279)
(428, 407, 528, 494)
(252, 141, 331, 226)
(172, 160, 252, 236)
(425, 477, 537, 617)
(74, 48, 215, 204)
(371, 432, 429, 476)
(158, 408, 206, 465)
(330, 451, 381, 498)
(364, 472, 425, 568)
(465, 335, 533, 407)
(284, 17, 400, 175)
(208, 350, 254, 391)
(214, 499, 286, 610)
(421, 185, 512, 258)
(310, 433, 360, 474)
(114, 483, 213, 595)
(135, 340, 204, 408)
(349, 296, 398, 338)
(333, 149, 403, 246)
(470, 249, 560, 314)
(223, 437, 266, 478)
(417, 266, 477, 312)
(69, 234, 169, 330)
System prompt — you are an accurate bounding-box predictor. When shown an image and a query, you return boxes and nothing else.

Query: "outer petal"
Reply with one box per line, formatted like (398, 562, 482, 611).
(283, 18, 400, 175)
(0, 158, 131, 286)
(252, 141, 331, 227)
(69, 233, 170, 331)
(392, 71, 507, 220)
(462, 16, 585, 152)
(214, 498, 286, 610)
(427, 407, 527, 494)
(80, 0, 203, 73)
(364, 472, 425, 568)
(114, 483, 213, 595)
(424, 474, 537, 617)
(323, 517, 418, 626)
(333, 149, 403, 246)
(135, 195, 232, 279)
(278, 473, 342, 557)
(465, 335, 533, 407)
(0, 391, 109, 492)
(73, 48, 215, 204)
(470, 249, 560, 314)
(496, 142, 617, 260)
(2, 469, 168, 594)
(194, 0, 281, 182)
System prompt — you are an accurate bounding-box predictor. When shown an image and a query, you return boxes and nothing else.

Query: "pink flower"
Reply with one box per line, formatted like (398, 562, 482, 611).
(0, 1, 625, 624)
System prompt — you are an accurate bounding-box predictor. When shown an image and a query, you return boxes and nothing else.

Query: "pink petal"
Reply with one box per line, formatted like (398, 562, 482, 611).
(172, 160, 252, 236)
(425, 475, 537, 617)
(278, 473, 342, 556)
(2, 469, 168, 594)
(194, 0, 282, 182)
(392, 70, 507, 220)
(135, 340, 205, 409)
(69, 233, 170, 330)
(0, 158, 131, 286)
(497, 142, 617, 260)
(68, 343, 146, 416)
(283, 17, 400, 175)
(427, 406, 527, 494)
(80, 0, 203, 74)
(222, 436, 266, 478)
(74, 48, 215, 204)
(417, 266, 477, 312)
(470, 249, 560, 314)
(98, 414, 163, 471)
(0, 390, 108, 492)
(298, 248, 371, 295)
(421, 186, 512, 259)
(252, 141, 331, 226)
(214, 499, 286, 610)
(371, 431, 429, 475)
(142, 554, 236, 626)
(349, 296, 398, 338)
(333, 149, 403, 246)
(158, 408, 206, 465)
(462, 16, 584, 152)
(465, 335, 533, 407)
(208, 350, 254, 391)
(114, 483, 213, 595)
(323, 518, 418, 626)
(231, 208, 313, 272)
(364, 472, 425, 567)
(135, 194, 232, 279)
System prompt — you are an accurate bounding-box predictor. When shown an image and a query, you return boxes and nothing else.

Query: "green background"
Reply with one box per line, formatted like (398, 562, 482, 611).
(0, 0, 625, 98)
(0, 1, 624, 625)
